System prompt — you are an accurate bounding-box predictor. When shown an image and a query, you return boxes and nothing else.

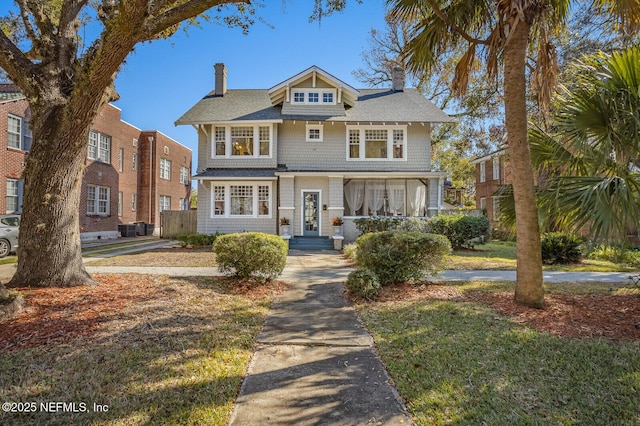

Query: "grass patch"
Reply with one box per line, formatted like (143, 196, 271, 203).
(0, 275, 271, 425)
(451, 280, 636, 295)
(0, 257, 16, 265)
(357, 299, 640, 425)
(88, 247, 216, 267)
(447, 241, 634, 272)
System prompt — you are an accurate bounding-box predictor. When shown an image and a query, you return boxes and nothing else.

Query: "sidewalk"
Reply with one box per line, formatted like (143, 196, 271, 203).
(228, 252, 413, 425)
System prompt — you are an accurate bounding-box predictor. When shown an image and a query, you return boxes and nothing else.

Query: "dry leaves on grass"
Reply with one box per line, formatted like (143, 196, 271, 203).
(360, 282, 640, 341)
(88, 247, 215, 267)
(0, 274, 287, 352)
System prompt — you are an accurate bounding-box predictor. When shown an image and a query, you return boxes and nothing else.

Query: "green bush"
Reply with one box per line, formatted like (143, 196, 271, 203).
(540, 232, 583, 265)
(587, 244, 640, 266)
(343, 242, 358, 261)
(354, 217, 404, 234)
(177, 233, 218, 247)
(213, 232, 287, 281)
(427, 214, 490, 249)
(345, 268, 381, 300)
(354, 231, 451, 286)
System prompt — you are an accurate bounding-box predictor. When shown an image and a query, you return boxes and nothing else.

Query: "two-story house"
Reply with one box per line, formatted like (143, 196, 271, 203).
(1, 84, 192, 241)
(176, 64, 453, 243)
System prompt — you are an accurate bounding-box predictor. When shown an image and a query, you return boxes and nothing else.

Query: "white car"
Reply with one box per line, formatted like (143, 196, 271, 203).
(0, 215, 20, 258)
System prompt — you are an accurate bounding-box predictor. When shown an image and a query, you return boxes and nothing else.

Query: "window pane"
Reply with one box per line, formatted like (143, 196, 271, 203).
(98, 187, 109, 213)
(87, 185, 96, 213)
(293, 92, 305, 103)
(214, 186, 225, 216)
(259, 126, 270, 156)
(365, 129, 387, 159)
(230, 185, 253, 215)
(258, 185, 269, 216)
(323, 92, 333, 103)
(6, 179, 18, 213)
(7, 116, 21, 149)
(308, 92, 319, 103)
(231, 127, 253, 156)
(99, 134, 111, 162)
(88, 131, 98, 159)
(215, 127, 226, 156)
(393, 130, 404, 159)
(349, 129, 360, 159)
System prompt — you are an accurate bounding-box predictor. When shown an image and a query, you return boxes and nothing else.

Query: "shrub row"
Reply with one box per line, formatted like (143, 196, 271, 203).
(177, 233, 219, 247)
(354, 214, 490, 250)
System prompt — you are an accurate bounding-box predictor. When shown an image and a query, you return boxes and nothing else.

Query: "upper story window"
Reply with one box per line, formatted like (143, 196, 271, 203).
(212, 124, 272, 159)
(346, 125, 407, 161)
(179, 166, 189, 184)
(291, 89, 337, 105)
(306, 124, 323, 142)
(492, 157, 500, 180)
(479, 161, 486, 183)
(160, 158, 171, 180)
(8, 114, 32, 151)
(88, 130, 111, 163)
(87, 185, 110, 215)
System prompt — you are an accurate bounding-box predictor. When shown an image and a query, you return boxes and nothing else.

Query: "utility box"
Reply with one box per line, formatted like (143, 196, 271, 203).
(118, 224, 136, 238)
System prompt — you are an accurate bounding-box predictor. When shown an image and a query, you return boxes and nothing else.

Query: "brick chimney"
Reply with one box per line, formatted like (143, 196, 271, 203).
(214, 63, 227, 96)
(391, 65, 405, 92)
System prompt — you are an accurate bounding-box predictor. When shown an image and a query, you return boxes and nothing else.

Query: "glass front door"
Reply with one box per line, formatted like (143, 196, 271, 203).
(303, 191, 320, 236)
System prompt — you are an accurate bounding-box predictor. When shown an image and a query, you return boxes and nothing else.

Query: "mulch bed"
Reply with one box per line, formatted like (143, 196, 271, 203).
(0, 274, 288, 352)
(371, 283, 640, 341)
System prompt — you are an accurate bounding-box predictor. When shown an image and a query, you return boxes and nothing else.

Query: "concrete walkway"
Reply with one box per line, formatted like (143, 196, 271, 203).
(228, 252, 413, 425)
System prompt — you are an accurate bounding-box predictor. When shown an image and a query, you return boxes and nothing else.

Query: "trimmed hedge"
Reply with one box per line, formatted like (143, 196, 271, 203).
(541, 232, 582, 265)
(213, 232, 287, 281)
(354, 231, 451, 286)
(346, 268, 381, 300)
(427, 214, 490, 249)
(177, 233, 218, 247)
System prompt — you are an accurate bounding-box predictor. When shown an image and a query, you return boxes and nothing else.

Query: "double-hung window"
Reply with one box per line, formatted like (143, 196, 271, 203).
(6, 179, 22, 214)
(492, 157, 500, 180)
(479, 162, 486, 183)
(179, 166, 189, 184)
(213, 125, 272, 158)
(87, 185, 110, 215)
(159, 195, 171, 212)
(7, 114, 32, 151)
(88, 131, 111, 163)
(211, 182, 271, 218)
(346, 125, 406, 161)
(160, 158, 171, 180)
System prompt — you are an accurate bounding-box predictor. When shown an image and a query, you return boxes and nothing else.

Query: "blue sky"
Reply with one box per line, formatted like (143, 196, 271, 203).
(111, 0, 388, 157)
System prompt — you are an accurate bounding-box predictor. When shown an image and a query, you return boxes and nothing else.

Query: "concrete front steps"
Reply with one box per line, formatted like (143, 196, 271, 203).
(288, 237, 334, 251)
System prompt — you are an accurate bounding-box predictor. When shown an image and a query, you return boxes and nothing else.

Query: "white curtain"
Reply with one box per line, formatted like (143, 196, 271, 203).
(386, 180, 405, 215)
(407, 180, 426, 216)
(367, 180, 386, 215)
(344, 180, 364, 215)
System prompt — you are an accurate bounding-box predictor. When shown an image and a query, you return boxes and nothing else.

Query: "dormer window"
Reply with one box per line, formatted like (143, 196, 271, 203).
(291, 89, 337, 105)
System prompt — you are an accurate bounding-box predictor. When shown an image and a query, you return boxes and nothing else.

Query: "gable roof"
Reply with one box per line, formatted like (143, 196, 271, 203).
(268, 65, 360, 107)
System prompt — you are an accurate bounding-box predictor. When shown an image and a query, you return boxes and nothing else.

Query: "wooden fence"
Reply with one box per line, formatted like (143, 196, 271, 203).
(160, 210, 197, 238)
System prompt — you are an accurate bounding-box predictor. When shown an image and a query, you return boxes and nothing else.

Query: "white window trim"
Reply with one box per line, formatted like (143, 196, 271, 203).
(209, 181, 273, 219)
(159, 195, 171, 212)
(88, 130, 111, 163)
(160, 158, 171, 180)
(7, 114, 22, 149)
(492, 157, 500, 180)
(300, 189, 322, 236)
(291, 88, 337, 105)
(492, 197, 500, 221)
(211, 124, 273, 159)
(479, 161, 486, 183)
(345, 125, 407, 161)
(179, 166, 190, 184)
(86, 185, 110, 216)
(479, 197, 486, 210)
(6, 178, 22, 214)
(306, 124, 324, 142)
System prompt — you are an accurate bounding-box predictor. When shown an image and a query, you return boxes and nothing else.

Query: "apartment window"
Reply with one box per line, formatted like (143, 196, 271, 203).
(87, 185, 110, 215)
(211, 182, 272, 218)
(180, 198, 188, 211)
(118, 191, 123, 216)
(6, 179, 22, 214)
(480, 197, 486, 210)
(88, 131, 111, 163)
(306, 124, 323, 142)
(213, 124, 272, 158)
(493, 157, 500, 180)
(180, 166, 189, 184)
(118, 148, 124, 172)
(479, 161, 486, 183)
(346, 125, 406, 161)
(160, 158, 171, 180)
(213, 186, 225, 216)
(159, 195, 171, 212)
(7, 114, 31, 151)
(492, 197, 501, 221)
(132, 153, 137, 170)
(132, 193, 137, 211)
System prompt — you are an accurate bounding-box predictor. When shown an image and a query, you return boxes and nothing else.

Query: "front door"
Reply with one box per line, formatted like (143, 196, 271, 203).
(303, 191, 320, 237)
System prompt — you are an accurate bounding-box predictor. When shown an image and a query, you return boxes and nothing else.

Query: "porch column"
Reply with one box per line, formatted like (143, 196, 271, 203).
(328, 175, 345, 217)
(427, 178, 441, 217)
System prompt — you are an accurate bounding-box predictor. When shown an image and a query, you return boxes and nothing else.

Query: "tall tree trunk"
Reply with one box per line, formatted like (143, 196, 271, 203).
(503, 18, 545, 308)
(7, 103, 98, 288)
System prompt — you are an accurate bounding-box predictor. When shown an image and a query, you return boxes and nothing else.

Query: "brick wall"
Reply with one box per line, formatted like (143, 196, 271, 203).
(0, 98, 29, 214)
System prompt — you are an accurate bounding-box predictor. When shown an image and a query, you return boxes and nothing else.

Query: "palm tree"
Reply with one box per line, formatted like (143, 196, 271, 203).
(388, 0, 640, 308)
(529, 45, 640, 242)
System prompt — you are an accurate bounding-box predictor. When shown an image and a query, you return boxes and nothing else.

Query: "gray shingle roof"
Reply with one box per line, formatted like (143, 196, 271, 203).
(176, 88, 454, 125)
(0, 92, 26, 103)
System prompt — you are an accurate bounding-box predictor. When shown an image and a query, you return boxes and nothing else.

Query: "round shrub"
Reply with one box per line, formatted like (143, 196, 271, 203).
(541, 232, 582, 264)
(213, 232, 287, 281)
(354, 231, 451, 286)
(427, 214, 490, 249)
(346, 268, 381, 300)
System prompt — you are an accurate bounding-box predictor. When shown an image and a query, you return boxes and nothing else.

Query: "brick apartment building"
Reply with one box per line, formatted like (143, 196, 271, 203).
(471, 149, 509, 228)
(1, 84, 192, 240)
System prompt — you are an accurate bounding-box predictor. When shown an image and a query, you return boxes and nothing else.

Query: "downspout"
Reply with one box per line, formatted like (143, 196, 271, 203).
(148, 135, 154, 225)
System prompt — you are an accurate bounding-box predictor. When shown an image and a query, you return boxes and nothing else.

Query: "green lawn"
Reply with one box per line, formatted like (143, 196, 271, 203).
(447, 241, 637, 272)
(357, 296, 640, 425)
